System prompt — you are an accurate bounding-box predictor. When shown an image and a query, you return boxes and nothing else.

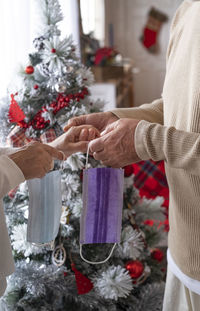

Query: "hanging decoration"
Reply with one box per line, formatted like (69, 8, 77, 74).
(140, 7, 168, 54)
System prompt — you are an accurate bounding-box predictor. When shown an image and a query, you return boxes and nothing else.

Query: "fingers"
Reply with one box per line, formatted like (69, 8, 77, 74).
(89, 138, 104, 153)
(67, 125, 100, 142)
(93, 151, 108, 162)
(79, 127, 99, 141)
(101, 122, 117, 136)
(43, 144, 65, 161)
(64, 115, 86, 132)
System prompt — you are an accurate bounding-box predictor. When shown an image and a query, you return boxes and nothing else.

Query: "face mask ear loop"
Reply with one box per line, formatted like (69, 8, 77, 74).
(85, 142, 91, 170)
(80, 243, 117, 265)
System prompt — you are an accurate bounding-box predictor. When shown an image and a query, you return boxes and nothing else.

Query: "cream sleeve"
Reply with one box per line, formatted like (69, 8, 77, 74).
(111, 98, 163, 125)
(0, 148, 25, 198)
(135, 120, 200, 176)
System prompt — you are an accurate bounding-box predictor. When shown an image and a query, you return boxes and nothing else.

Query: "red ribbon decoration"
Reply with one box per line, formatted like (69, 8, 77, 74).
(71, 263, 93, 295)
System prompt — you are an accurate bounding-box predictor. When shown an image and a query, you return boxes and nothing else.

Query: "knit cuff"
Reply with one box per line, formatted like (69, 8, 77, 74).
(134, 120, 152, 160)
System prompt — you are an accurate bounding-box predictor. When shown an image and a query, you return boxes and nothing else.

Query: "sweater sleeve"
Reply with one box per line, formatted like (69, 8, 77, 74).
(0, 146, 17, 156)
(0, 155, 25, 199)
(135, 120, 200, 176)
(111, 98, 163, 125)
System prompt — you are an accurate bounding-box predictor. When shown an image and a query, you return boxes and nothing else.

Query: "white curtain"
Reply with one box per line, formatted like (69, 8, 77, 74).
(0, 0, 80, 98)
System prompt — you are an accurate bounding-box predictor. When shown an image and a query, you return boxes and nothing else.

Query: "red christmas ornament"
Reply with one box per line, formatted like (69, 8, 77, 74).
(51, 48, 56, 53)
(124, 165, 134, 177)
(25, 66, 34, 74)
(151, 248, 164, 262)
(125, 260, 144, 279)
(71, 263, 93, 295)
(8, 94, 26, 123)
(34, 84, 39, 90)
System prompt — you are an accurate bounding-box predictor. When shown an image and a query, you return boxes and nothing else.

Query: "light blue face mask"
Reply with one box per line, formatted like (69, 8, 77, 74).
(27, 170, 62, 245)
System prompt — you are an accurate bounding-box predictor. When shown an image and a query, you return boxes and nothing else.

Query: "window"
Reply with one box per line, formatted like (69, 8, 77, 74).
(0, 0, 80, 98)
(80, 0, 105, 45)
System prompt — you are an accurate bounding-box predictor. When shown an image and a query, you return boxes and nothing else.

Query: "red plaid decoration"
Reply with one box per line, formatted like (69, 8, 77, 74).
(7, 126, 32, 147)
(40, 128, 57, 143)
(133, 160, 169, 231)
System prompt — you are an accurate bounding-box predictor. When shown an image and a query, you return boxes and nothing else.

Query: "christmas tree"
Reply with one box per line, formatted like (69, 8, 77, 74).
(0, 1, 167, 310)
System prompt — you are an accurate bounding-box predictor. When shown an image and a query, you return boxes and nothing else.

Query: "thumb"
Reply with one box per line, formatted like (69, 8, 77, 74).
(101, 122, 116, 136)
(64, 115, 86, 132)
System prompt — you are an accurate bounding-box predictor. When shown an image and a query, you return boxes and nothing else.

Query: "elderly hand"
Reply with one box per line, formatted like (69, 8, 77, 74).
(9, 142, 64, 180)
(49, 125, 100, 157)
(89, 118, 141, 167)
(64, 111, 118, 133)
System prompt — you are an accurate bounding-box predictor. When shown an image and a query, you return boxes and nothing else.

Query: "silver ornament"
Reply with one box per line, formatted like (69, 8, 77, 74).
(55, 82, 67, 93)
(52, 244, 67, 267)
(66, 65, 73, 73)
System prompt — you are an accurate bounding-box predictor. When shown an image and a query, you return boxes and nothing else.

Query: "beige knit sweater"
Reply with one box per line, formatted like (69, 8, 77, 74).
(112, 0, 200, 280)
(0, 149, 25, 296)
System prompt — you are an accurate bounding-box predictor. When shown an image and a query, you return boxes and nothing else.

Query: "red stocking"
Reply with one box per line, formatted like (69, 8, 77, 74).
(140, 7, 168, 53)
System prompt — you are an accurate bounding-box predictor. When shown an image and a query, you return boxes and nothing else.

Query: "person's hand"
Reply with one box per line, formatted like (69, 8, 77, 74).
(9, 142, 64, 180)
(49, 125, 100, 157)
(88, 118, 141, 167)
(64, 111, 119, 133)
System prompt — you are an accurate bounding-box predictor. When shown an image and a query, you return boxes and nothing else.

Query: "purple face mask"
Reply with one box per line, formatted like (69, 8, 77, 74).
(80, 166, 124, 264)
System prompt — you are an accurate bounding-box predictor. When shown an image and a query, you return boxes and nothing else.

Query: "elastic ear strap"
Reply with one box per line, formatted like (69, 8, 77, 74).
(85, 142, 91, 170)
(80, 243, 117, 265)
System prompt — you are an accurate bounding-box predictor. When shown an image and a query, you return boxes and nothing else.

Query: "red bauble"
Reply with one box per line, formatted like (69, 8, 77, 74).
(34, 84, 39, 89)
(25, 66, 34, 74)
(124, 165, 134, 177)
(51, 48, 56, 53)
(125, 260, 144, 279)
(151, 248, 164, 262)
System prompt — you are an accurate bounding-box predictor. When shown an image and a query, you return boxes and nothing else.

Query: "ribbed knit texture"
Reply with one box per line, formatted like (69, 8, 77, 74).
(112, 0, 200, 280)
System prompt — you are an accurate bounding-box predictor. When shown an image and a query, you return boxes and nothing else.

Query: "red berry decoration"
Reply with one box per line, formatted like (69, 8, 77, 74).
(34, 84, 39, 90)
(25, 66, 34, 74)
(125, 260, 144, 279)
(151, 248, 164, 262)
(51, 48, 56, 53)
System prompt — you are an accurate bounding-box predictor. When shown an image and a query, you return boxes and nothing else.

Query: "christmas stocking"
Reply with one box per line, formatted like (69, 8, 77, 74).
(140, 7, 168, 53)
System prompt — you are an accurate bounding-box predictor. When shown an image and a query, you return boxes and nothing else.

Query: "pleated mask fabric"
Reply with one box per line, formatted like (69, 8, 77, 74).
(80, 167, 124, 245)
(27, 170, 62, 244)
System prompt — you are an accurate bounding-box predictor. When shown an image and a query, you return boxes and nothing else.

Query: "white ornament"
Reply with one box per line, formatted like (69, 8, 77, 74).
(43, 36, 73, 73)
(11, 224, 44, 257)
(119, 226, 144, 259)
(66, 153, 85, 171)
(52, 244, 66, 267)
(94, 265, 133, 300)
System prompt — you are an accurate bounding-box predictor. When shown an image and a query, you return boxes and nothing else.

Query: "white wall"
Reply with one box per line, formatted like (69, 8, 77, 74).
(105, 0, 183, 106)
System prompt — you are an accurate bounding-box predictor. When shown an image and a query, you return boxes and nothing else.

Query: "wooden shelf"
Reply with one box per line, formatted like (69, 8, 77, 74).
(91, 63, 134, 108)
